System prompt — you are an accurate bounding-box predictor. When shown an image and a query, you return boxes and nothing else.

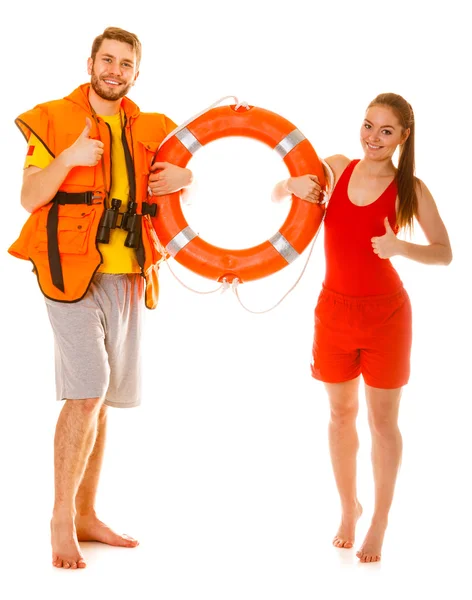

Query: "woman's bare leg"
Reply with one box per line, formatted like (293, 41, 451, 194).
(356, 385, 403, 563)
(325, 377, 363, 548)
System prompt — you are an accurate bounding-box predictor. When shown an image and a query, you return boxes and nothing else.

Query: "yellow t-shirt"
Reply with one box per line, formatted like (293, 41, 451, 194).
(24, 112, 140, 274)
(24, 135, 53, 169)
(96, 113, 140, 273)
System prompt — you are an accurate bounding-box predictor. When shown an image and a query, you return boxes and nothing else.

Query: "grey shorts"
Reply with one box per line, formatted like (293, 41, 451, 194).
(45, 273, 143, 408)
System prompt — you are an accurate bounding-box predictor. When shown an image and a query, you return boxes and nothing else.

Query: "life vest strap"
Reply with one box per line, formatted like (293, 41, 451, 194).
(54, 191, 95, 205)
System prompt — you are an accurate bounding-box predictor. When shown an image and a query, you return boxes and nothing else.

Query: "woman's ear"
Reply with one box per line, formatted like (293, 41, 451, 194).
(401, 127, 411, 144)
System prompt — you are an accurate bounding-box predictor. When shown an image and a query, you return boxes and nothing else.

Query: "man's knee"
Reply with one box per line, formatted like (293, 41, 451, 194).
(65, 397, 104, 415)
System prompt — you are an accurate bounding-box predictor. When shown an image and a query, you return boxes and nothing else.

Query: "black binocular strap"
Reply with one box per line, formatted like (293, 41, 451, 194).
(135, 220, 145, 269)
(121, 128, 136, 204)
(47, 192, 93, 292)
(122, 128, 145, 266)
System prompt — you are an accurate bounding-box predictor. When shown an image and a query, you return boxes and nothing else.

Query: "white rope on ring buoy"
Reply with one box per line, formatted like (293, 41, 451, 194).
(229, 158, 334, 314)
(163, 256, 230, 295)
(157, 95, 250, 151)
(231, 212, 326, 314)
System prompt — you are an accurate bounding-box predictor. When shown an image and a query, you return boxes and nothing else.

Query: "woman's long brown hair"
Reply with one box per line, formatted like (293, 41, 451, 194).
(368, 93, 418, 231)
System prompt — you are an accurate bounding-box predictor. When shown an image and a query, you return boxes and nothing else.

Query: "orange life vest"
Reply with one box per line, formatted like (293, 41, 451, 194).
(9, 84, 172, 309)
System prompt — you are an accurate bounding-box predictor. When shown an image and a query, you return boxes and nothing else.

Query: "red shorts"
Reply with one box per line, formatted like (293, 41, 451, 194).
(311, 286, 412, 389)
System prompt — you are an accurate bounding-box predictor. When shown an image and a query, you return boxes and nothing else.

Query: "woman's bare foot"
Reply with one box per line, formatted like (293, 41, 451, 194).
(51, 518, 87, 569)
(75, 515, 139, 548)
(356, 519, 387, 562)
(333, 501, 363, 549)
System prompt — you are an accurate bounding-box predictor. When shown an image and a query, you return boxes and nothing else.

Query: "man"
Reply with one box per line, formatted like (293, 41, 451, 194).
(9, 26, 191, 569)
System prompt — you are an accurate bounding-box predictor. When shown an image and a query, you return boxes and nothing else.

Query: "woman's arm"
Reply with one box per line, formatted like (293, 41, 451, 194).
(372, 179, 453, 265)
(396, 180, 452, 265)
(271, 155, 348, 204)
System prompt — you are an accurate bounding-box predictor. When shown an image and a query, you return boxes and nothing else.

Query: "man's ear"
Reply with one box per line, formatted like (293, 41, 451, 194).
(131, 70, 140, 86)
(87, 57, 93, 76)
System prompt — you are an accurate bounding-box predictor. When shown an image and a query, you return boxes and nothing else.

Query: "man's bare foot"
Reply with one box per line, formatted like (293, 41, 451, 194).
(75, 515, 139, 548)
(356, 519, 387, 563)
(333, 501, 363, 549)
(51, 518, 87, 569)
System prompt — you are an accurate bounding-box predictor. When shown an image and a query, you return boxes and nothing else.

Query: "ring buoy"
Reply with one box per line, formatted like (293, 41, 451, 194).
(152, 104, 326, 283)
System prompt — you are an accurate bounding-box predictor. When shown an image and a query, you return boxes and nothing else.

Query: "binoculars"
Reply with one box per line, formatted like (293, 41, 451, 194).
(96, 199, 142, 249)
(122, 202, 142, 249)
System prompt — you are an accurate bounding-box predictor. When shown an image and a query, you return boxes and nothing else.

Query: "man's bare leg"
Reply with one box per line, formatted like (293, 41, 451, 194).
(75, 405, 139, 548)
(356, 385, 403, 563)
(51, 397, 103, 569)
(326, 378, 363, 549)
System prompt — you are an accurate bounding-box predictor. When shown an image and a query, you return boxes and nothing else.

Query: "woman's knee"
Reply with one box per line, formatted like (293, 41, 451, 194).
(368, 412, 400, 439)
(326, 380, 359, 424)
(330, 402, 358, 427)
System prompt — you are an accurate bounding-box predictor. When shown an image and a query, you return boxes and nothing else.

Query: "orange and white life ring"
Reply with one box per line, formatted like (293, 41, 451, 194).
(151, 104, 326, 283)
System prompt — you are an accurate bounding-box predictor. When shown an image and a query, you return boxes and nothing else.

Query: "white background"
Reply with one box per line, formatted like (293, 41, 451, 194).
(0, 1, 470, 598)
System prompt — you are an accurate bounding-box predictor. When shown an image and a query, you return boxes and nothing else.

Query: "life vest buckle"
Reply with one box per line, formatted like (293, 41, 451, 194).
(142, 201, 157, 217)
(89, 191, 105, 205)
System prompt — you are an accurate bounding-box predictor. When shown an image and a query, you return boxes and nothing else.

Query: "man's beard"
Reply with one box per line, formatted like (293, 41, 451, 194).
(90, 70, 133, 101)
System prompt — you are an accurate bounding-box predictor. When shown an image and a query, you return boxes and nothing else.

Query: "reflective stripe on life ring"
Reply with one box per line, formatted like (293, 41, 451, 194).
(152, 104, 326, 283)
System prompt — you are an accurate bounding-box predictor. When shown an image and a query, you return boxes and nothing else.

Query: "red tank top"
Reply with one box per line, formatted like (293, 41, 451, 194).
(323, 160, 403, 296)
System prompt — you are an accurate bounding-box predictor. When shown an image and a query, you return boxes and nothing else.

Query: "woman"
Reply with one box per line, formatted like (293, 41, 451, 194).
(272, 93, 452, 562)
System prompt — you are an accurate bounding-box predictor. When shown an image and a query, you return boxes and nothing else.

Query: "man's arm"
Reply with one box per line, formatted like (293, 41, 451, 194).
(148, 161, 193, 197)
(21, 118, 104, 213)
(22, 160, 74, 213)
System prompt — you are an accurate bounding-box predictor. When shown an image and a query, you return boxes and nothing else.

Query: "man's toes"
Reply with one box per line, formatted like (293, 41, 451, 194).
(78, 559, 87, 569)
(121, 534, 139, 547)
(63, 561, 71, 569)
